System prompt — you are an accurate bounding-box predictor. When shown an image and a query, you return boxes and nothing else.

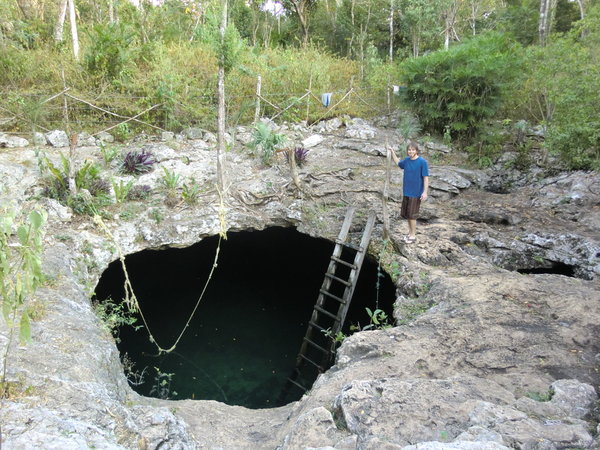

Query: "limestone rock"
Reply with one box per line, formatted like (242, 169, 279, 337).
(45, 129, 70, 147)
(302, 134, 324, 148)
(280, 407, 352, 449)
(550, 379, 598, 419)
(161, 131, 175, 141)
(96, 131, 115, 143)
(77, 131, 97, 147)
(182, 127, 204, 140)
(0, 133, 30, 148)
(32, 131, 46, 145)
(344, 118, 377, 139)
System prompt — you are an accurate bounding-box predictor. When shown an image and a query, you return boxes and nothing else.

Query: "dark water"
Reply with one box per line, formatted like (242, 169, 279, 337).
(94, 227, 395, 409)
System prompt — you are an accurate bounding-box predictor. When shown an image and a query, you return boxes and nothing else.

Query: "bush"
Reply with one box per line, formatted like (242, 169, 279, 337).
(399, 32, 522, 141)
(505, 6, 600, 170)
(84, 22, 137, 82)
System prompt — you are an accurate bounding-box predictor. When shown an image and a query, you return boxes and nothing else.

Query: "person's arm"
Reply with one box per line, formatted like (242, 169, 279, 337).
(421, 176, 429, 201)
(388, 147, 400, 165)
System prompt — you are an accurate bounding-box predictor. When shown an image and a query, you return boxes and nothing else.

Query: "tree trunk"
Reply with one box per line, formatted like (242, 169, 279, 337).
(108, 0, 115, 24)
(289, 0, 310, 46)
(575, 0, 585, 20)
(389, 0, 394, 63)
(538, 0, 557, 46)
(68, 0, 79, 60)
(15, 0, 38, 20)
(53, 0, 68, 42)
(216, 0, 227, 194)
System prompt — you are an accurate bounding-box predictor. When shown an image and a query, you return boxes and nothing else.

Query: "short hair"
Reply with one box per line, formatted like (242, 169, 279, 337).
(406, 140, 419, 153)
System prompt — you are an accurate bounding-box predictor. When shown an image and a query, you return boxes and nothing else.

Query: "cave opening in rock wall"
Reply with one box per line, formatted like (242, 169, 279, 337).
(516, 261, 576, 277)
(94, 227, 396, 409)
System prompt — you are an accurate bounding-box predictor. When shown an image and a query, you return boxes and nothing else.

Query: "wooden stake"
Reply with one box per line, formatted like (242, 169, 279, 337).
(382, 139, 392, 240)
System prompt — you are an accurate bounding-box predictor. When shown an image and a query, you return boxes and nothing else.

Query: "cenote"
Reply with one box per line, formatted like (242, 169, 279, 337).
(94, 227, 396, 409)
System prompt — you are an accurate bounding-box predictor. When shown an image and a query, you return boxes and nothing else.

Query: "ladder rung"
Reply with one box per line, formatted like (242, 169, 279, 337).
(319, 289, 346, 304)
(324, 273, 352, 287)
(303, 337, 330, 354)
(335, 239, 363, 252)
(314, 305, 338, 319)
(286, 377, 307, 391)
(299, 354, 324, 370)
(309, 321, 328, 332)
(331, 256, 357, 269)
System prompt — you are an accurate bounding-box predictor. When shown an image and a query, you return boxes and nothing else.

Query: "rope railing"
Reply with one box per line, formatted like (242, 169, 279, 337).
(0, 80, 400, 136)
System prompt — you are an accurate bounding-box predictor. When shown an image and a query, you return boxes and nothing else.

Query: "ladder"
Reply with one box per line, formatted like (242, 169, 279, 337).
(279, 207, 376, 402)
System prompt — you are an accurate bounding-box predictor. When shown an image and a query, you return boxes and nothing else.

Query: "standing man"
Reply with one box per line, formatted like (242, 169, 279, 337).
(389, 141, 429, 243)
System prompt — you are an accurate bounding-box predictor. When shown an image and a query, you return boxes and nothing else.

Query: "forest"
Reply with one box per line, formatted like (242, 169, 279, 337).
(0, 0, 598, 169)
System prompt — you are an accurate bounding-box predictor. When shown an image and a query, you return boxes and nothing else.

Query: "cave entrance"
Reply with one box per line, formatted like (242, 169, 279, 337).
(94, 227, 396, 409)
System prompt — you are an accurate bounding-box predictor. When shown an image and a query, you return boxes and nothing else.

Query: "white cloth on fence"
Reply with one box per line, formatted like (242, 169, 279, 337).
(393, 85, 400, 95)
(321, 93, 332, 107)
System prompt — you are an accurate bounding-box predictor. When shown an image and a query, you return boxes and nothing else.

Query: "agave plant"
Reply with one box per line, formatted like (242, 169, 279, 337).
(249, 122, 286, 165)
(121, 149, 156, 174)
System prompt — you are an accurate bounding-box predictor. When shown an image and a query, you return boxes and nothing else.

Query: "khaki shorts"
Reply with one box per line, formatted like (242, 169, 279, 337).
(401, 196, 421, 220)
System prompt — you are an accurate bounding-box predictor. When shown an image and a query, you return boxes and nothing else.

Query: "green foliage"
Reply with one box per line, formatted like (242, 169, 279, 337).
(182, 179, 201, 205)
(400, 32, 522, 141)
(363, 308, 390, 331)
(92, 297, 140, 344)
(0, 207, 46, 345)
(84, 22, 137, 82)
(37, 151, 110, 215)
(496, 0, 539, 46)
(525, 388, 554, 402)
(507, 6, 600, 169)
(160, 167, 181, 190)
(1, 206, 46, 397)
(112, 178, 134, 204)
(249, 122, 286, 165)
(150, 367, 177, 400)
(100, 143, 121, 167)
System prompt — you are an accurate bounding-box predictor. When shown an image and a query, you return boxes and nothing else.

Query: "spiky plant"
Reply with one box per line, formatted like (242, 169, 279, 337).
(121, 149, 156, 174)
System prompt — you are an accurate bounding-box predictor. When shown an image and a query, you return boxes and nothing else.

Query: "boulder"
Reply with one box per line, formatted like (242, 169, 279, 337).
(45, 130, 69, 147)
(0, 133, 30, 148)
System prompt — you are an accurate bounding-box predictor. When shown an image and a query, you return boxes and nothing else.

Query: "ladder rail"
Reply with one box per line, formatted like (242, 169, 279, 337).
(280, 208, 377, 404)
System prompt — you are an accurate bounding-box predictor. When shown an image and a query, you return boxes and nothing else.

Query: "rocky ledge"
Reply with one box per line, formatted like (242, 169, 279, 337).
(0, 117, 599, 449)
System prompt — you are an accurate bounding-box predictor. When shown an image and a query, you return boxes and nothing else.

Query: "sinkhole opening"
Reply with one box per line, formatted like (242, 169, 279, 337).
(94, 226, 396, 409)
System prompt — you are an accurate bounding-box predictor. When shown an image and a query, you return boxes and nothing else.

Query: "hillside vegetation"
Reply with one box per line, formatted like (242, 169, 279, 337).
(0, 0, 598, 169)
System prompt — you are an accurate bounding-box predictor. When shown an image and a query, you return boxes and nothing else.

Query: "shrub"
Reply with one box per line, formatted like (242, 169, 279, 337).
(127, 184, 152, 201)
(84, 22, 137, 82)
(400, 32, 522, 141)
(249, 122, 287, 165)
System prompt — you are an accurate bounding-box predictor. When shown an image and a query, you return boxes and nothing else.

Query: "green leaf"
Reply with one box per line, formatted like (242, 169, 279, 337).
(2, 295, 11, 323)
(20, 311, 31, 344)
(29, 210, 44, 229)
(17, 225, 28, 245)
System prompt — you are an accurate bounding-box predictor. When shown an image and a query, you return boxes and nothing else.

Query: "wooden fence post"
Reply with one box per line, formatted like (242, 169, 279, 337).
(254, 75, 262, 123)
(306, 73, 312, 124)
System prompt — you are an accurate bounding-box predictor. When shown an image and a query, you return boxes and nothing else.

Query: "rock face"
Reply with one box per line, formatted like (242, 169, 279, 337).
(0, 119, 599, 449)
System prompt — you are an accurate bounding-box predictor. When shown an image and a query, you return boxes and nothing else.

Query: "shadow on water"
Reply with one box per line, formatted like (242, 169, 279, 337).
(94, 227, 396, 409)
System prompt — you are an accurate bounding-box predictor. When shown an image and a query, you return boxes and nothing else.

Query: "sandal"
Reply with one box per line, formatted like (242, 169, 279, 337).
(403, 236, 417, 244)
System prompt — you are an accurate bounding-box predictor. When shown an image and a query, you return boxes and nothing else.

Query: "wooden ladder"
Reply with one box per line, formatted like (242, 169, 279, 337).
(279, 207, 377, 402)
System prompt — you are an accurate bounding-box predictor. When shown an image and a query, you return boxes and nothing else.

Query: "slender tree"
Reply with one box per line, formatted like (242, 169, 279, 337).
(538, 0, 557, 46)
(282, 0, 316, 46)
(217, 0, 227, 194)
(53, 0, 68, 42)
(68, 0, 79, 60)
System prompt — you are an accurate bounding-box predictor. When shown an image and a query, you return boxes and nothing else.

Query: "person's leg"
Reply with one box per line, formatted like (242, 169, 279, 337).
(408, 219, 417, 238)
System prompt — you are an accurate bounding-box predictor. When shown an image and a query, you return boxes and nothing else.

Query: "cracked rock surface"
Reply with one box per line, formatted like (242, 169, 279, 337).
(0, 117, 599, 448)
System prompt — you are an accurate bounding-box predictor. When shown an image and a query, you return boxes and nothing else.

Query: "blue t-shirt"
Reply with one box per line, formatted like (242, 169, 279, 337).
(399, 156, 429, 198)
